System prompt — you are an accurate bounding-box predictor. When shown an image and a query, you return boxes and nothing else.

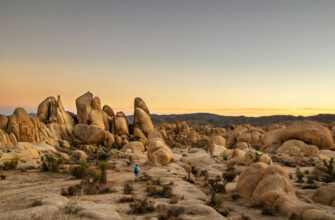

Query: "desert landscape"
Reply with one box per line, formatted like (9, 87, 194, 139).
(2, 1, 335, 219)
(0, 92, 335, 220)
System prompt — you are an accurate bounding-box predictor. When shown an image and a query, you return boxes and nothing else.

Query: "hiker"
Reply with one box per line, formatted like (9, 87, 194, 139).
(134, 164, 140, 181)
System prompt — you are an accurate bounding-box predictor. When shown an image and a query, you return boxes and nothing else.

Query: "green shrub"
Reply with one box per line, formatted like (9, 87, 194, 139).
(296, 169, 304, 183)
(64, 204, 82, 214)
(90, 169, 102, 182)
(3, 160, 18, 170)
(71, 161, 89, 179)
(42, 155, 63, 172)
(207, 195, 223, 207)
(146, 181, 152, 192)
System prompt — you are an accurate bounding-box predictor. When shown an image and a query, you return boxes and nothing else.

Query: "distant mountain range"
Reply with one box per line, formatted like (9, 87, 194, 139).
(28, 112, 335, 128)
(148, 113, 335, 128)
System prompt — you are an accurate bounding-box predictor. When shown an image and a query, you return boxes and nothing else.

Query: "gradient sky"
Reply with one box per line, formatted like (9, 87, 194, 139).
(1, 0, 335, 116)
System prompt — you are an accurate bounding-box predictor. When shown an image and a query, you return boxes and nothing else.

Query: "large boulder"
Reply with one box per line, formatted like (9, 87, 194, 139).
(134, 97, 150, 115)
(102, 105, 115, 118)
(281, 120, 335, 150)
(244, 150, 273, 165)
(6, 107, 54, 145)
(236, 163, 335, 219)
(133, 98, 154, 137)
(312, 183, 335, 206)
(37, 95, 75, 141)
(277, 139, 319, 157)
(73, 124, 105, 144)
(0, 114, 8, 130)
(114, 112, 129, 136)
(75, 92, 105, 130)
(261, 128, 285, 152)
(146, 138, 174, 166)
(76, 91, 93, 124)
(133, 108, 154, 135)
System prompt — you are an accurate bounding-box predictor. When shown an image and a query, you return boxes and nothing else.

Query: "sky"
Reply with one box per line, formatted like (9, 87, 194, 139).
(1, 0, 335, 116)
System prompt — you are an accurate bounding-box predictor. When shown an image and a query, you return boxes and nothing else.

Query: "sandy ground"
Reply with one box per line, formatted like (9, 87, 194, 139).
(0, 159, 290, 220)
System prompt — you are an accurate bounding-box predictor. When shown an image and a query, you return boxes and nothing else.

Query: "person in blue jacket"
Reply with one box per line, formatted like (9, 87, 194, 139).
(134, 164, 140, 181)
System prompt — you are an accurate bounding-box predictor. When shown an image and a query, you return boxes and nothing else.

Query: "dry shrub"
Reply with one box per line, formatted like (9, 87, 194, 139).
(42, 155, 64, 172)
(157, 204, 185, 220)
(147, 184, 173, 198)
(129, 198, 155, 214)
(124, 182, 134, 194)
(119, 196, 135, 203)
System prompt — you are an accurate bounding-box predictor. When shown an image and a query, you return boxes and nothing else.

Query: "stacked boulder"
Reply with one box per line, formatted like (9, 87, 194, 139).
(37, 95, 74, 141)
(133, 97, 154, 143)
(74, 92, 115, 147)
(146, 137, 174, 166)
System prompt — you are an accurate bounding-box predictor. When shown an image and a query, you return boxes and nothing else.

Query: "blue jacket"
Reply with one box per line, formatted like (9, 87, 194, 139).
(134, 165, 140, 174)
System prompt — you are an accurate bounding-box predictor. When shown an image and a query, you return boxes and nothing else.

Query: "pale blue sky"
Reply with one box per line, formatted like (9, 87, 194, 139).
(1, 0, 335, 116)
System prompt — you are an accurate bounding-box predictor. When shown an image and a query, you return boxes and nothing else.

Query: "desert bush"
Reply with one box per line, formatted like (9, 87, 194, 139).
(296, 169, 304, 183)
(64, 204, 82, 214)
(62, 184, 83, 196)
(207, 195, 223, 208)
(129, 198, 155, 214)
(262, 208, 274, 216)
(146, 181, 152, 192)
(147, 184, 173, 198)
(124, 182, 134, 194)
(31, 199, 42, 207)
(254, 152, 263, 163)
(169, 194, 181, 204)
(157, 204, 185, 220)
(119, 196, 135, 203)
(208, 176, 226, 193)
(222, 171, 236, 182)
(42, 155, 63, 172)
(3, 160, 18, 170)
(71, 161, 89, 179)
(322, 158, 335, 182)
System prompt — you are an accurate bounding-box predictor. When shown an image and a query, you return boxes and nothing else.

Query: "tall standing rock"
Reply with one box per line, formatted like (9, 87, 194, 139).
(134, 97, 150, 115)
(133, 98, 154, 137)
(115, 112, 129, 136)
(75, 92, 105, 130)
(37, 95, 75, 141)
(102, 105, 115, 133)
(76, 92, 94, 125)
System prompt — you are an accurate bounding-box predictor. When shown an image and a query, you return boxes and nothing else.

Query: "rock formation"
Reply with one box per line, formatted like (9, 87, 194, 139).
(133, 97, 154, 138)
(236, 163, 335, 219)
(281, 120, 335, 150)
(37, 96, 75, 141)
(6, 107, 54, 146)
(146, 137, 174, 166)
